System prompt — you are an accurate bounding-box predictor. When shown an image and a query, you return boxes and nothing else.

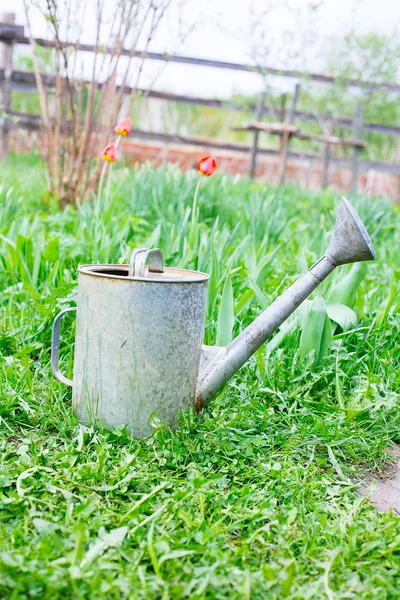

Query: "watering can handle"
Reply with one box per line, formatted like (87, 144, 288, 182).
(51, 307, 77, 387)
(128, 247, 164, 278)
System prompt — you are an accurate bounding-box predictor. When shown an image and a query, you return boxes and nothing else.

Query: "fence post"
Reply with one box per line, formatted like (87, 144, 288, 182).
(248, 90, 266, 180)
(279, 93, 287, 122)
(351, 102, 363, 194)
(279, 82, 300, 186)
(322, 111, 333, 188)
(0, 13, 17, 160)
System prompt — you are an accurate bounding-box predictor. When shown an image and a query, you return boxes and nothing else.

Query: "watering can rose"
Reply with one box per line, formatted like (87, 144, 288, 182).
(197, 155, 217, 176)
(114, 116, 132, 137)
(102, 142, 117, 162)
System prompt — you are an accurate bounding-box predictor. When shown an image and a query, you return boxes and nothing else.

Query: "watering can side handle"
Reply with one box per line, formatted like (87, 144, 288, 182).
(51, 307, 77, 387)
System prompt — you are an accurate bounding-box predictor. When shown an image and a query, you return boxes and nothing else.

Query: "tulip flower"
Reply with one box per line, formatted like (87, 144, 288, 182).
(114, 116, 132, 137)
(189, 156, 217, 247)
(197, 155, 217, 177)
(102, 142, 117, 162)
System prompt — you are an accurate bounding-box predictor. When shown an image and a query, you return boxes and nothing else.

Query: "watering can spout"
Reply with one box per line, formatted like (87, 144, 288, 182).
(326, 197, 375, 265)
(195, 197, 375, 410)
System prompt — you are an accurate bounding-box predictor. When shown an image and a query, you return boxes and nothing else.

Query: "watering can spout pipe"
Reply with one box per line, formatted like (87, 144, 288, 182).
(195, 197, 375, 410)
(196, 255, 336, 408)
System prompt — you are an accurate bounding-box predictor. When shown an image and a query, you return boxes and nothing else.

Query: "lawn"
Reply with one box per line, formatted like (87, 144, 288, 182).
(0, 154, 399, 599)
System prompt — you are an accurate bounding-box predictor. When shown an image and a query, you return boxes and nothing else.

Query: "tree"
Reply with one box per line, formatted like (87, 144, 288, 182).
(325, 31, 400, 86)
(321, 31, 400, 161)
(246, 0, 324, 74)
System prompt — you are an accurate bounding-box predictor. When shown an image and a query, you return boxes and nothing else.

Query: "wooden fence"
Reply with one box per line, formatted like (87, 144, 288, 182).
(1, 12, 400, 194)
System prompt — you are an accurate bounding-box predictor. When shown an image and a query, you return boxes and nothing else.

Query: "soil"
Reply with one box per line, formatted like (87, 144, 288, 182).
(359, 445, 400, 516)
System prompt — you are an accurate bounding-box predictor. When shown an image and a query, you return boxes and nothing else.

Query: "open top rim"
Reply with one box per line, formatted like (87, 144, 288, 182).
(78, 264, 210, 283)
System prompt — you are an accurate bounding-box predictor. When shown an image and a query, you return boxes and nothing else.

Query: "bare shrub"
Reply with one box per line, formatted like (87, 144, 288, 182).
(23, 0, 192, 203)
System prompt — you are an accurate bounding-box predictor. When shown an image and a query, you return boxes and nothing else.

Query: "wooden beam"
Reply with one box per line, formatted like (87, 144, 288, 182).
(322, 112, 332, 188)
(234, 123, 366, 148)
(351, 103, 364, 194)
(2, 32, 400, 94)
(7, 110, 400, 175)
(280, 83, 300, 185)
(249, 91, 266, 179)
(0, 13, 16, 159)
(234, 122, 299, 134)
(2, 69, 400, 138)
(292, 110, 400, 137)
(0, 18, 24, 38)
(295, 132, 366, 148)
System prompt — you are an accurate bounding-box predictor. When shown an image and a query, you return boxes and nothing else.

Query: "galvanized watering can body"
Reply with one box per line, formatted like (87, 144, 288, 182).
(52, 250, 209, 436)
(52, 198, 375, 436)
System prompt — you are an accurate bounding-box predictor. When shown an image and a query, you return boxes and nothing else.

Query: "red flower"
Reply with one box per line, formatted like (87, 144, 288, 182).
(197, 155, 217, 176)
(114, 116, 132, 137)
(102, 142, 117, 162)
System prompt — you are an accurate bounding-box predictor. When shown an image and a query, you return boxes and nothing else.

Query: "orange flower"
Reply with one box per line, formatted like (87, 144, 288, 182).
(114, 116, 132, 137)
(102, 142, 117, 162)
(197, 155, 217, 176)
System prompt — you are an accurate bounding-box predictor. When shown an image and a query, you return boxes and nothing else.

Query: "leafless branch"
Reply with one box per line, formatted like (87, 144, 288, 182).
(22, 0, 188, 203)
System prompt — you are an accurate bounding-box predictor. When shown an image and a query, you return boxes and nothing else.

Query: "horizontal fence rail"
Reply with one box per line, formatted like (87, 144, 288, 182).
(2, 69, 400, 139)
(1, 15, 400, 196)
(1, 29, 400, 94)
(7, 110, 400, 176)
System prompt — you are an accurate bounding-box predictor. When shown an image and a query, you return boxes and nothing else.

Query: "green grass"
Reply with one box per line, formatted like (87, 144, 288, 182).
(0, 155, 400, 599)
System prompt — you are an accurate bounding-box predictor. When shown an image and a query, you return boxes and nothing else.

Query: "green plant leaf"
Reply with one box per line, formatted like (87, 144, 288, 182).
(207, 244, 219, 317)
(216, 274, 234, 346)
(327, 263, 367, 308)
(319, 312, 333, 364)
(234, 288, 254, 316)
(266, 317, 299, 354)
(145, 223, 162, 248)
(299, 296, 331, 365)
(43, 237, 60, 263)
(296, 299, 312, 327)
(374, 284, 397, 328)
(326, 302, 358, 332)
(248, 279, 269, 310)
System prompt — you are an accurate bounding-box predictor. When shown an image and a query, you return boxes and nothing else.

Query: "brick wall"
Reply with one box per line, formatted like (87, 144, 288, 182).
(9, 131, 400, 202)
(121, 138, 400, 202)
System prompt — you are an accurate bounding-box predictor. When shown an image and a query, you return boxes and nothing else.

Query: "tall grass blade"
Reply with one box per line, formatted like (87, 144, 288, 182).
(299, 296, 331, 365)
(216, 274, 234, 346)
(248, 279, 269, 310)
(374, 283, 397, 329)
(234, 289, 255, 317)
(207, 245, 219, 317)
(266, 317, 299, 354)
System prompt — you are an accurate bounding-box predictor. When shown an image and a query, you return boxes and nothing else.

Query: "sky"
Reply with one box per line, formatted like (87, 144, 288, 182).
(3, 0, 400, 98)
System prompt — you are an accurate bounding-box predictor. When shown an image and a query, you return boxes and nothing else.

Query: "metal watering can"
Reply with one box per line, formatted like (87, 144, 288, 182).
(51, 198, 375, 436)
